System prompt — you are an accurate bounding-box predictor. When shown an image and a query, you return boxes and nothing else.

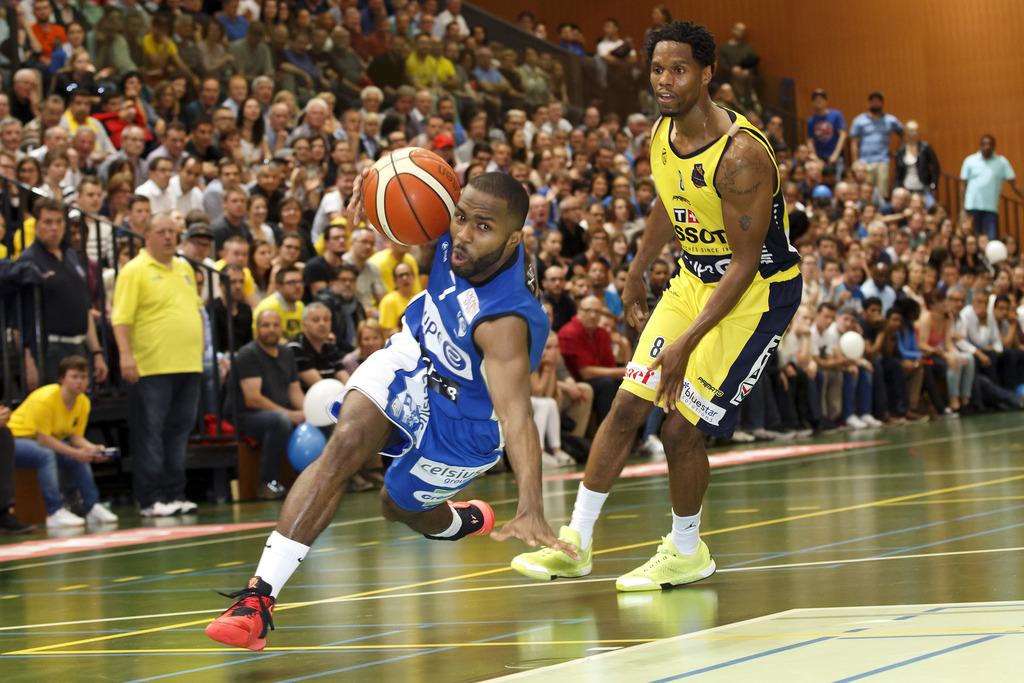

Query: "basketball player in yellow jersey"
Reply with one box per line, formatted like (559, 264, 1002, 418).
(512, 21, 801, 591)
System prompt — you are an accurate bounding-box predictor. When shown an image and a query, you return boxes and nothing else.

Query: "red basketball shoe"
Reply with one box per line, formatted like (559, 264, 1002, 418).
(206, 576, 275, 651)
(424, 499, 495, 540)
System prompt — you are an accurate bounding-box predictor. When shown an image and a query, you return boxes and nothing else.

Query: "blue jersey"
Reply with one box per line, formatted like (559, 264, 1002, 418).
(403, 231, 550, 423)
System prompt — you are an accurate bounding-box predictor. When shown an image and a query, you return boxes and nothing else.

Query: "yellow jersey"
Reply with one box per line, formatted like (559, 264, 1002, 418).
(252, 293, 304, 341)
(650, 108, 800, 284)
(112, 250, 204, 376)
(8, 384, 90, 440)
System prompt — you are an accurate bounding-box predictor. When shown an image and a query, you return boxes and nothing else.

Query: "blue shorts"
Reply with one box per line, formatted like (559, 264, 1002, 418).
(328, 327, 502, 511)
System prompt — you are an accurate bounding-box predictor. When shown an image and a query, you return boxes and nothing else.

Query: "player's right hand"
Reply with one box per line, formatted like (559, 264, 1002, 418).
(622, 271, 650, 330)
(491, 511, 580, 561)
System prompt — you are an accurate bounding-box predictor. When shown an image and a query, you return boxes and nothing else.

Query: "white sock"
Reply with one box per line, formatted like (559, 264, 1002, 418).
(568, 483, 609, 551)
(254, 531, 310, 598)
(671, 507, 702, 556)
(427, 504, 463, 538)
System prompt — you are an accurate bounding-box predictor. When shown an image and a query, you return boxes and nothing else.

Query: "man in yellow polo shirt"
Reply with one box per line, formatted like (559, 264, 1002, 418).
(252, 265, 305, 341)
(11, 355, 119, 528)
(113, 212, 204, 518)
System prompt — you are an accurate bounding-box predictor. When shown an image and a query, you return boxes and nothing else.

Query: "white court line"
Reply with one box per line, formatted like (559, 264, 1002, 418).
(489, 600, 1024, 681)
(4, 546, 1023, 633)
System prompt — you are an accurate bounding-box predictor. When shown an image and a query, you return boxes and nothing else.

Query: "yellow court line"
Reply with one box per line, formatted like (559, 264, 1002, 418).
(164, 569, 194, 575)
(725, 509, 760, 514)
(57, 585, 88, 591)
(8, 473, 1024, 656)
(215, 561, 243, 567)
(35, 628, 1024, 655)
(112, 576, 143, 583)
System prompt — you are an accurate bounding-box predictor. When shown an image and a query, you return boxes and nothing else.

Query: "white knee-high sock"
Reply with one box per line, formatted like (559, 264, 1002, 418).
(254, 531, 310, 598)
(670, 507, 701, 556)
(568, 483, 609, 551)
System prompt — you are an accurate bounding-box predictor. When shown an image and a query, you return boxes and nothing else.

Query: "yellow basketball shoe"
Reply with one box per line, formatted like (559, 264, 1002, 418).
(510, 526, 592, 580)
(615, 537, 716, 592)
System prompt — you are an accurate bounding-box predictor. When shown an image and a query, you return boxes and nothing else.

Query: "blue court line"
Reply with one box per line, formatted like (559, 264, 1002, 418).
(269, 625, 560, 682)
(647, 635, 839, 681)
(724, 504, 1024, 568)
(831, 635, 1002, 682)
(120, 629, 409, 683)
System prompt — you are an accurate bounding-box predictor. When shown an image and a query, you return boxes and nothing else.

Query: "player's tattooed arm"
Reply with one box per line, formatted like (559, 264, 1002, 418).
(675, 134, 775, 350)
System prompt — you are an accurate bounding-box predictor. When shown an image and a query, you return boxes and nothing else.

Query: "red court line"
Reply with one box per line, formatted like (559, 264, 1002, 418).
(0, 522, 276, 562)
(543, 441, 885, 482)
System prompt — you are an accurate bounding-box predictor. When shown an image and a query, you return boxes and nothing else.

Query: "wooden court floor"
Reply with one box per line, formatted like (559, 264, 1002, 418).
(2, 412, 1023, 681)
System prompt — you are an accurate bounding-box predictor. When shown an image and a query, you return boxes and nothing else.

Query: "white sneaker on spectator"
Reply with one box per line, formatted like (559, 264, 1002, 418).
(541, 451, 562, 470)
(846, 415, 868, 429)
(731, 430, 756, 443)
(47, 508, 86, 528)
(644, 434, 666, 461)
(860, 414, 883, 427)
(769, 429, 797, 440)
(170, 500, 198, 514)
(551, 449, 576, 467)
(86, 503, 119, 524)
(750, 428, 776, 441)
(140, 501, 178, 518)
(941, 407, 960, 419)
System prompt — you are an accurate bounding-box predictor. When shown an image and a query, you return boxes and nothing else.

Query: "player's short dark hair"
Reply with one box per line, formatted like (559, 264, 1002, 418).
(644, 20, 717, 70)
(467, 172, 530, 230)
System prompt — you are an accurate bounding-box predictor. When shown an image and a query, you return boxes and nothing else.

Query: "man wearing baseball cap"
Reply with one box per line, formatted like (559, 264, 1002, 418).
(432, 133, 456, 167)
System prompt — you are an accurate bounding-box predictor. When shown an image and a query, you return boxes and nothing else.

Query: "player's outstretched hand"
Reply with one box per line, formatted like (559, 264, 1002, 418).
(491, 510, 580, 560)
(346, 166, 371, 226)
(622, 271, 650, 330)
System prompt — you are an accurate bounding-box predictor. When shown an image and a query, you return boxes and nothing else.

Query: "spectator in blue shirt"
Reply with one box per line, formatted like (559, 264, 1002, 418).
(850, 92, 903, 200)
(958, 135, 1024, 240)
(216, 0, 250, 43)
(806, 88, 847, 177)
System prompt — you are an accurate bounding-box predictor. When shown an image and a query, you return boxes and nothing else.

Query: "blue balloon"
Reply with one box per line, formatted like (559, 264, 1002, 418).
(1017, 383, 1024, 397)
(287, 423, 328, 472)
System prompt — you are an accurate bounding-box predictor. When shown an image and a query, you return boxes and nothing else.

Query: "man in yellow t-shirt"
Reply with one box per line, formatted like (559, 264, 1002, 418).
(112, 213, 203, 518)
(252, 265, 305, 341)
(378, 262, 417, 335)
(368, 242, 422, 294)
(405, 33, 440, 90)
(11, 356, 118, 528)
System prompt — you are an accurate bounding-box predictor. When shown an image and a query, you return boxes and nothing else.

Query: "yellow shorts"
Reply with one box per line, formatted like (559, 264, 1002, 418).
(623, 266, 801, 436)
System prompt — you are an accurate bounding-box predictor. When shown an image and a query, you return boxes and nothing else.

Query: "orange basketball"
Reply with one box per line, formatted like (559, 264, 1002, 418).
(362, 148, 461, 246)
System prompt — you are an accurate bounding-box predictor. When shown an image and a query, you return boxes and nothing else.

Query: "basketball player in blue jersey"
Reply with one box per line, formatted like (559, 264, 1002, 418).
(512, 21, 801, 591)
(207, 172, 577, 651)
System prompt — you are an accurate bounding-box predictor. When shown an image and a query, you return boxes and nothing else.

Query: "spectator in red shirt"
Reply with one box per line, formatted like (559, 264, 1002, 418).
(31, 0, 67, 67)
(557, 295, 625, 424)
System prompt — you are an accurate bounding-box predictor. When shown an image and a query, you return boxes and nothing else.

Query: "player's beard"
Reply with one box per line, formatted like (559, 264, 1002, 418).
(452, 244, 508, 280)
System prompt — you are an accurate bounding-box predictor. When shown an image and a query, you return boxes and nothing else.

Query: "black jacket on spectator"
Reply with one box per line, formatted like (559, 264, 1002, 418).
(894, 141, 941, 191)
(314, 285, 366, 354)
(207, 297, 254, 353)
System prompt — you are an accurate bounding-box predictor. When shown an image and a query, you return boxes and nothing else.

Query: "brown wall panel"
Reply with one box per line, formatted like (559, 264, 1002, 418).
(475, 0, 1024, 192)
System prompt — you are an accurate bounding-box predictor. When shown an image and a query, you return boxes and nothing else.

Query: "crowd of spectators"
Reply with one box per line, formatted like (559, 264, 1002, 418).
(2, 0, 1024, 531)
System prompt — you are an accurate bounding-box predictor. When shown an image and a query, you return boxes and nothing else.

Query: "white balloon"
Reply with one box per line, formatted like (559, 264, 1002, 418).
(303, 379, 346, 427)
(985, 239, 1008, 265)
(839, 331, 865, 361)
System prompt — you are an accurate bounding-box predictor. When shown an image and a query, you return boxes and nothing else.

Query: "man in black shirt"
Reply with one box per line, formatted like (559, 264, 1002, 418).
(366, 35, 410, 102)
(541, 264, 576, 332)
(233, 309, 305, 499)
(303, 221, 347, 301)
(207, 263, 253, 353)
(210, 186, 253, 255)
(286, 302, 350, 390)
(315, 264, 366, 354)
(19, 198, 108, 386)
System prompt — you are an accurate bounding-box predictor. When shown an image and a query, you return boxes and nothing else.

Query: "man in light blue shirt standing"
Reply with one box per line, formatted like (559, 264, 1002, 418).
(959, 135, 1024, 240)
(850, 92, 903, 200)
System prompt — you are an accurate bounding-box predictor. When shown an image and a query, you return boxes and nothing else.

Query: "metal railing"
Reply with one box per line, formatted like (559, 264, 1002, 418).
(1, 174, 242, 447)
